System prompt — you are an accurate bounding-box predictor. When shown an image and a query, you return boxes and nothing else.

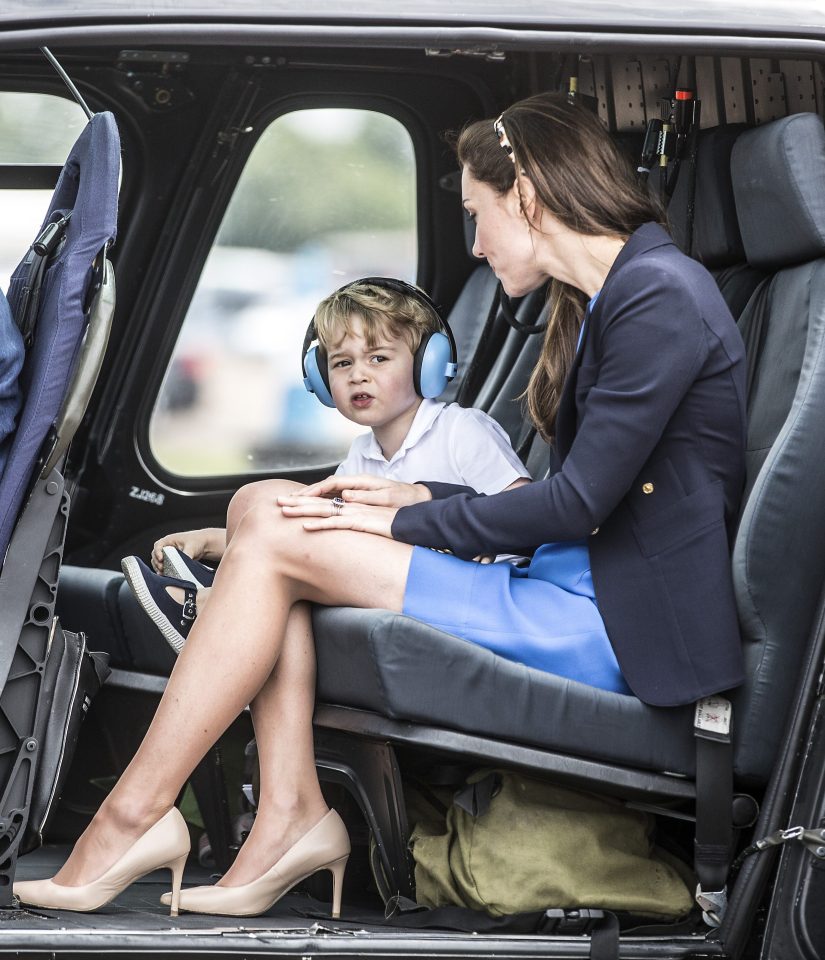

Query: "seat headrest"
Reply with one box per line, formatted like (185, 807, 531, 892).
(732, 112, 825, 270)
(669, 125, 749, 268)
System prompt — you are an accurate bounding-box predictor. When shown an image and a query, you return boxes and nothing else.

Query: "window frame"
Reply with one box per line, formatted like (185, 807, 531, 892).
(135, 90, 431, 492)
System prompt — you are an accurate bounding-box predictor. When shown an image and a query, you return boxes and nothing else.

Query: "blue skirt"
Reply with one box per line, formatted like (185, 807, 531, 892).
(402, 541, 632, 695)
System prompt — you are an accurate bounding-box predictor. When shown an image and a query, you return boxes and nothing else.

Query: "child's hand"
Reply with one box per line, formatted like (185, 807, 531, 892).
(277, 495, 397, 539)
(301, 474, 432, 509)
(151, 528, 226, 573)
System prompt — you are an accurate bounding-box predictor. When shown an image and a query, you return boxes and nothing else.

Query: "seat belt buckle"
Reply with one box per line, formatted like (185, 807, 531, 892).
(694, 695, 732, 742)
(540, 908, 605, 935)
(695, 884, 727, 927)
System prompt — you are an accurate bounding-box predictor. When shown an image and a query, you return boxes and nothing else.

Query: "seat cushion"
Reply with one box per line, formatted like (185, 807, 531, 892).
(312, 605, 699, 777)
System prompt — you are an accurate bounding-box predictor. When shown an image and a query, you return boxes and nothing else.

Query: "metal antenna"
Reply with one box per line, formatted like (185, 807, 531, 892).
(40, 46, 94, 121)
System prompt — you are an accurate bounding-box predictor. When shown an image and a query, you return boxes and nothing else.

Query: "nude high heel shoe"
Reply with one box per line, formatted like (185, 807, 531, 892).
(160, 808, 350, 918)
(14, 808, 190, 915)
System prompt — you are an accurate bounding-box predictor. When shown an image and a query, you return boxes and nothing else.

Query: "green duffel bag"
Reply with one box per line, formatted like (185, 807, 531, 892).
(409, 769, 694, 920)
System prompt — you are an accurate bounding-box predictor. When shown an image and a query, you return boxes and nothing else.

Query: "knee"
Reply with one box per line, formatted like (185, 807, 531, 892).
(228, 496, 298, 561)
(227, 481, 267, 535)
(227, 479, 303, 540)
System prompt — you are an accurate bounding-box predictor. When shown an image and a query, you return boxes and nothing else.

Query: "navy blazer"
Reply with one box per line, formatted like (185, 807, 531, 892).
(392, 223, 747, 707)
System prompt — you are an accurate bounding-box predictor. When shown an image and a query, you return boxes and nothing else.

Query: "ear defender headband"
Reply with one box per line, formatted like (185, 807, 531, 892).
(301, 277, 458, 408)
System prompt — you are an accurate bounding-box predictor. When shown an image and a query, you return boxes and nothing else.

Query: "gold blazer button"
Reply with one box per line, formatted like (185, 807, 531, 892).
(642, 482, 654, 494)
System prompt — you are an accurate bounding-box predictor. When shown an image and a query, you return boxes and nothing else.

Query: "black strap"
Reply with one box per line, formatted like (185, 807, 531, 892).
(737, 282, 770, 408)
(15, 249, 48, 347)
(301, 896, 622, 944)
(455, 283, 507, 406)
(498, 281, 547, 335)
(182, 586, 198, 623)
(679, 106, 702, 256)
(589, 911, 620, 960)
(515, 422, 537, 466)
(13, 210, 72, 348)
(453, 772, 501, 817)
(693, 699, 734, 901)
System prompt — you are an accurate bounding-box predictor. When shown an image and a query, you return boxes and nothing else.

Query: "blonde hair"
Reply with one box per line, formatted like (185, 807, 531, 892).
(456, 93, 665, 440)
(314, 281, 439, 355)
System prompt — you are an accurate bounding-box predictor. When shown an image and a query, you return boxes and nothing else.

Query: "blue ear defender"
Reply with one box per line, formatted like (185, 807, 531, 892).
(301, 277, 458, 405)
(414, 330, 456, 398)
(302, 341, 336, 407)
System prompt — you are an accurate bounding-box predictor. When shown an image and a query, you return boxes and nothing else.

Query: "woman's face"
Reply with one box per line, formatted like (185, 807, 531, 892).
(461, 167, 547, 297)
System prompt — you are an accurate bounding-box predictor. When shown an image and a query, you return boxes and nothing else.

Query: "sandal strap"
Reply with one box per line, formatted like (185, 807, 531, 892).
(181, 586, 197, 621)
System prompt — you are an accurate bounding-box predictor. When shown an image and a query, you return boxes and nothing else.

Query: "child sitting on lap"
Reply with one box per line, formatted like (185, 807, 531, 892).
(121, 278, 530, 652)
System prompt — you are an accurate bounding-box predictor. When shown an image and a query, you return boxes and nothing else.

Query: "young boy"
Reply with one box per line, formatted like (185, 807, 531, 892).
(122, 279, 530, 652)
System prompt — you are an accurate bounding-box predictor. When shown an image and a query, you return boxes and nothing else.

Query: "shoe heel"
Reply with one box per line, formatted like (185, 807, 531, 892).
(328, 855, 348, 919)
(168, 852, 188, 918)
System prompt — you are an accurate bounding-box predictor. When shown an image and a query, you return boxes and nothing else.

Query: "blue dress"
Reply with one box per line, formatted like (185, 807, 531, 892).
(401, 292, 631, 696)
(402, 541, 632, 695)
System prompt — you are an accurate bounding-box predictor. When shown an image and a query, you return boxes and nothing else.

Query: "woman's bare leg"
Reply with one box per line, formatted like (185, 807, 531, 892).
(53, 480, 413, 886)
(173, 479, 307, 616)
(211, 482, 326, 883)
(220, 600, 328, 885)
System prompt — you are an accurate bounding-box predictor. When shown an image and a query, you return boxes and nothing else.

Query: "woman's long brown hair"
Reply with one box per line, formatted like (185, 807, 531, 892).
(456, 93, 665, 440)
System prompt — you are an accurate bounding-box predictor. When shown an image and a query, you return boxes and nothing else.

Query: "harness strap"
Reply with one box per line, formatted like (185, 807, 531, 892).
(455, 283, 506, 406)
(693, 695, 734, 926)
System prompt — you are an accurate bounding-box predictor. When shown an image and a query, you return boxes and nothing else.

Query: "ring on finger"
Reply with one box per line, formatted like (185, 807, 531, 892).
(331, 496, 345, 517)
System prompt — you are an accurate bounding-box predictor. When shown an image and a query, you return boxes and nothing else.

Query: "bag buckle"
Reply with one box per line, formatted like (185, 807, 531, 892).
(540, 908, 605, 935)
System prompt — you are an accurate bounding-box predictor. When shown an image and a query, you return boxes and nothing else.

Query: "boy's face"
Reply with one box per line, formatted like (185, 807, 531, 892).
(327, 314, 420, 432)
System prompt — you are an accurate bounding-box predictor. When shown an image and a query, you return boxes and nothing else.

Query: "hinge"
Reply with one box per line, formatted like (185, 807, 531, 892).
(212, 76, 261, 157)
(116, 49, 194, 111)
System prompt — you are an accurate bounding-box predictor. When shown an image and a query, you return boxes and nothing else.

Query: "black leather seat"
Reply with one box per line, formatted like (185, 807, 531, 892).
(312, 111, 825, 796)
(668, 124, 766, 321)
(54, 112, 825, 902)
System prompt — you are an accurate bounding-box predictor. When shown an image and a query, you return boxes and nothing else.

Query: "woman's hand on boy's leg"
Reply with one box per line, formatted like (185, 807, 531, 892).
(151, 527, 226, 573)
(277, 494, 397, 540)
(301, 474, 432, 509)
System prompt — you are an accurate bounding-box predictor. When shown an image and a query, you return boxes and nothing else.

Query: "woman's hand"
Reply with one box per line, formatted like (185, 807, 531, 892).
(151, 527, 226, 573)
(278, 494, 397, 539)
(301, 474, 432, 509)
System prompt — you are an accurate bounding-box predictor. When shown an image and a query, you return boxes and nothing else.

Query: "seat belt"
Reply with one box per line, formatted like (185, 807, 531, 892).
(693, 695, 733, 926)
(14, 211, 72, 347)
(455, 283, 508, 407)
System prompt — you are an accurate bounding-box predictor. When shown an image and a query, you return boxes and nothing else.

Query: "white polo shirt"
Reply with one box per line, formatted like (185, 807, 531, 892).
(335, 399, 530, 493)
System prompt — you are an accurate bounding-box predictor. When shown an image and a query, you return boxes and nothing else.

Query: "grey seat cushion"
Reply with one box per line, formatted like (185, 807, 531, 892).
(312, 605, 699, 777)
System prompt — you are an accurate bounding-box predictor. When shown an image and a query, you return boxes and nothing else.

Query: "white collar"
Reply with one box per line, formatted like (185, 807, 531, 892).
(364, 398, 446, 464)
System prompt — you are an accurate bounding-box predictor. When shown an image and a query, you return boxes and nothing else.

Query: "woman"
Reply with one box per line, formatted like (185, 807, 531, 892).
(14, 93, 746, 916)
